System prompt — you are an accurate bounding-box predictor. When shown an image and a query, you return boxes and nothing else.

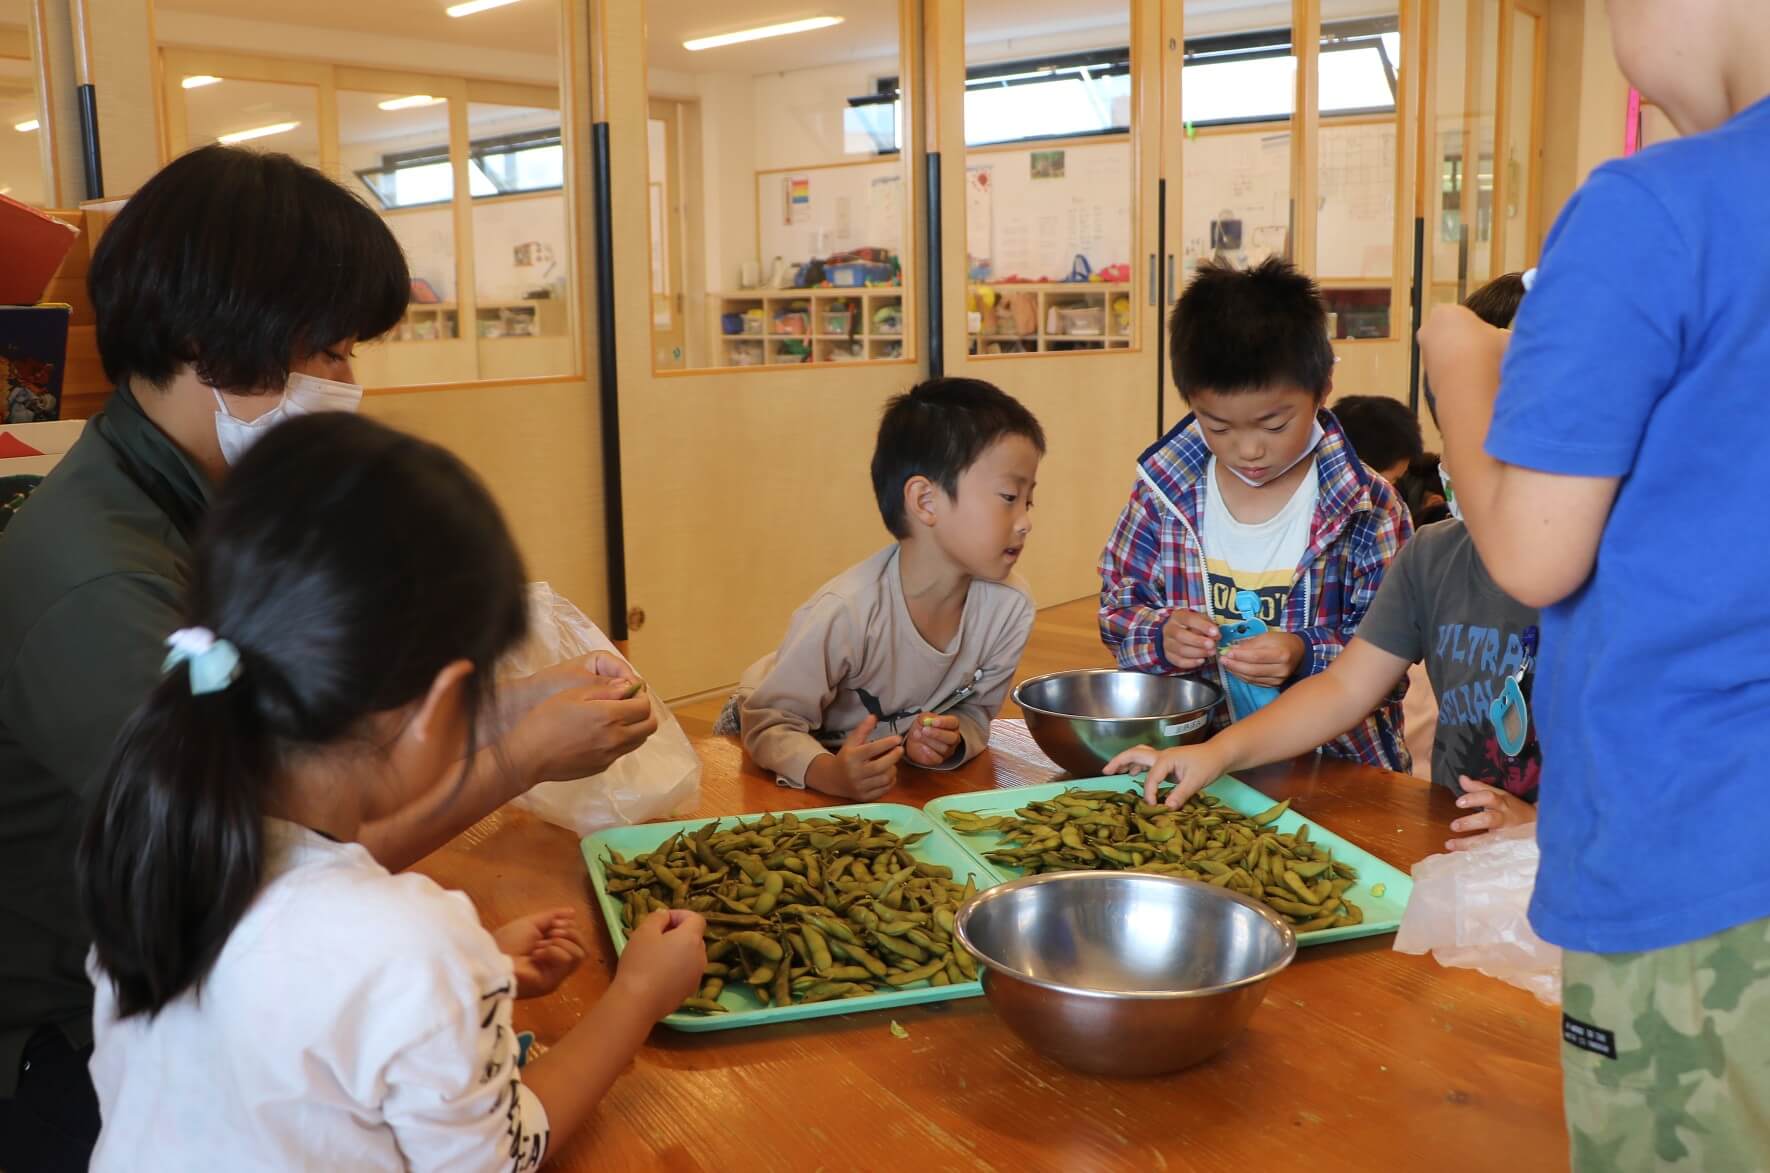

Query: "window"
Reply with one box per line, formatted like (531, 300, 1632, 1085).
(1183, 17, 1399, 128)
(866, 47, 1132, 155)
(357, 128, 563, 210)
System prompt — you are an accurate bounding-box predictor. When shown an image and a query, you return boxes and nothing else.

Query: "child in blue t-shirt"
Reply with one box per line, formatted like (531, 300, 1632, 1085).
(1419, 4, 1770, 1164)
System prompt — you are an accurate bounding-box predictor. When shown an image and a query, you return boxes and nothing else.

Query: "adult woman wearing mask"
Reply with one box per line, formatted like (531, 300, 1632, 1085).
(0, 147, 656, 1170)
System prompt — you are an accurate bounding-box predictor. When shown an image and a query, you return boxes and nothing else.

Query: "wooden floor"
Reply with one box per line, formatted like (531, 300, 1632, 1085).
(672, 595, 1112, 731)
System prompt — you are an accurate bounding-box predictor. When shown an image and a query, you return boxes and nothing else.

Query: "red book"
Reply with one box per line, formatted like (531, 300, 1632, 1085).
(0, 194, 79, 306)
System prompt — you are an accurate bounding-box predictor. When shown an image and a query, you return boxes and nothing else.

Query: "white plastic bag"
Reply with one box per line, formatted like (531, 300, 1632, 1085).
(1393, 824, 1561, 1004)
(497, 583, 700, 835)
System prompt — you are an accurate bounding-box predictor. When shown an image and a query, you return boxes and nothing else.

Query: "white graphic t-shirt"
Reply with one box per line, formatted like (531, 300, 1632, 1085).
(1200, 456, 1316, 635)
(89, 820, 549, 1172)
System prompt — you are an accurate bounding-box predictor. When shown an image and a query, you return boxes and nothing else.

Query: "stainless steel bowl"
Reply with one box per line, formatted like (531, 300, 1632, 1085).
(955, 871, 1296, 1076)
(1013, 669, 1224, 776)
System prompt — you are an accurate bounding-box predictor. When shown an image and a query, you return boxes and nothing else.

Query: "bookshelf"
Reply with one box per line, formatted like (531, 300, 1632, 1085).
(966, 283, 1134, 355)
(711, 288, 906, 367)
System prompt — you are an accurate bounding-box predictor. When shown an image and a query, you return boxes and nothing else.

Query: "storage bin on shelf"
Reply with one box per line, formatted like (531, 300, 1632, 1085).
(823, 304, 855, 334)
(771, 305, 811, 335)
(826, 261, 896, 288)
(1051, 305, 1105, 337)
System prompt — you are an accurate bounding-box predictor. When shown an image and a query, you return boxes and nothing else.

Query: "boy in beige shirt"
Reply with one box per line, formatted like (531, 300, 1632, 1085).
(716, 378, 1044, 799)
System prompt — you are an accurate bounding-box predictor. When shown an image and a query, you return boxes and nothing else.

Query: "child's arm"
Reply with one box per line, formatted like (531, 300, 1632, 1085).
(907, 592, 1035, 769)
(1106, 637, 1413, 807)
(520, 909, 706, 1163)
(1098, 483, 1193, 672)
(739, 595, 904, 794)
(1422, 307, 1619, 608)
(1286, 484, 1413, 679)
(1421, 167, 1691, 608)
(738, 594, 858, 785)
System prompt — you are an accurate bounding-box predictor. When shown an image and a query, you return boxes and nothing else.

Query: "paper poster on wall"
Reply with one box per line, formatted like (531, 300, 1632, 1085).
(965, 165, 993, 274)
(785, 175, 810, 225)
(864, 174, 902, 248)
(986, 140, 1131, 281)
(835, 195, 852, 241)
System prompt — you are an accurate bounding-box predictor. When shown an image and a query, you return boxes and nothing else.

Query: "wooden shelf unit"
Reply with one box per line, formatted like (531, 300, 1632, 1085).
(713, 288, 906, 367)
(967, 282, 1134, 355)
(394, 298, 569, 343)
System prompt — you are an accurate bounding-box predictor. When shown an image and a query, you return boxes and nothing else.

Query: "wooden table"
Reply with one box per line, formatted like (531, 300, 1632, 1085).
(415, 723, 1568, 1172)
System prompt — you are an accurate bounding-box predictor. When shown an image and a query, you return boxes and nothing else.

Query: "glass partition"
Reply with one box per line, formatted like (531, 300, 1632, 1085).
(643, 2, 913, 371)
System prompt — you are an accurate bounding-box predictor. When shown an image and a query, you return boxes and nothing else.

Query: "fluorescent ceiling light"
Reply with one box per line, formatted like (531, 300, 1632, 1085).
(182, 75, 223, 89)
(217, 120, 300, 144)
(379, 94, 445, 110)
(684, 16, 843, 52)
(447, 0, 520, 16)
(14, 119, 39, 132)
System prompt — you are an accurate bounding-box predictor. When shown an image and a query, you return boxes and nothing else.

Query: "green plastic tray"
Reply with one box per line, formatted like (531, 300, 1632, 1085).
(581, 804, 1005, 1033)
(923, 775, 1412, 946)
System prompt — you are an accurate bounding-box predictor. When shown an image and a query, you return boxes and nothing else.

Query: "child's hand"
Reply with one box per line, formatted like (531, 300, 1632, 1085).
(904, 713, 962, 767)
(1220, 630, 1305, 687)
(614, 908, 708, 1021)
(509, 685, 657, 785)
(805, 715, 904, 800)
(1418, 305, 1511, 406)
(1104, 743, 1227, 809)
(494, 907, 590, 998)
(1446, 775, 1537, 851)
(1162, 610, 1220, 671)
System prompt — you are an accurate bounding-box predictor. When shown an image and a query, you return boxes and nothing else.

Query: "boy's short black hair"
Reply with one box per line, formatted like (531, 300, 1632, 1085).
(1169, 257, 1335, 400)
(1464, 272, 1527, 330)
(1332, 394, 1423, 474)
(89, 146, 410, 393)
(871, 377, 1045, 539)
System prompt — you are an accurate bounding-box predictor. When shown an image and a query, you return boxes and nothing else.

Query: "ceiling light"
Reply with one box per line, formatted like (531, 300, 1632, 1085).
(217, 120, 300, 144)
(446, 0, 520, 16)
(684, 16, 843, 52)
(182, 75, 222, 89)
(14, 119, 39, 132)
(379, 95, 445, 111)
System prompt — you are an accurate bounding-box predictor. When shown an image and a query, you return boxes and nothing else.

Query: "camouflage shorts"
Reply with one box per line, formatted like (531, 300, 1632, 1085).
(1562, 915, 1770, 1171)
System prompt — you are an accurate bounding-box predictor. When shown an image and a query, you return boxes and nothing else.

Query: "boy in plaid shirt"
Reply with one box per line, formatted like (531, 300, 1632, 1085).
(1098, 258, 1412, 770)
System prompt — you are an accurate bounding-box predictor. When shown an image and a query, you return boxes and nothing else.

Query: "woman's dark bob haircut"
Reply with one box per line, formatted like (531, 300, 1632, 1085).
(89, 145, 410, 392)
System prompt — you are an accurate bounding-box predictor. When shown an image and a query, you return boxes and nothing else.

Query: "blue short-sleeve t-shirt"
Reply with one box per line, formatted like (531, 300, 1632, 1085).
(1485, 95, 1770, 954)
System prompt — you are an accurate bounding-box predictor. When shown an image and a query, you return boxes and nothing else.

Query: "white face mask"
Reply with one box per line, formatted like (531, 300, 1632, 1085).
(1439, 462, 1463, 522)
(1222, 419, 1325, 488)
(212, 371, 364, 465)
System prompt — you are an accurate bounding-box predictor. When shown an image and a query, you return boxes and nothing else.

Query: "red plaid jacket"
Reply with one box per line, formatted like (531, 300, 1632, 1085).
(1098, 410, 1413, 771)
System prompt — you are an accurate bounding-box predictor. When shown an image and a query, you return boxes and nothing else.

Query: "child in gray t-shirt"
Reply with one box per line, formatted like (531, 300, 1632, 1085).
(1102, 514, 1539, 853)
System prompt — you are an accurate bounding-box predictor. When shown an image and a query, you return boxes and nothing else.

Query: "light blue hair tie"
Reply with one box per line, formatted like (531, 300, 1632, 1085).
(163, 627, 242, 696)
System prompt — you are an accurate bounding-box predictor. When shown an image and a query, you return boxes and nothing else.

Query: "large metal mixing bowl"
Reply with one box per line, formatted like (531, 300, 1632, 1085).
(955, 871, 1296, 1076)
(1013, 669, 1223, 776)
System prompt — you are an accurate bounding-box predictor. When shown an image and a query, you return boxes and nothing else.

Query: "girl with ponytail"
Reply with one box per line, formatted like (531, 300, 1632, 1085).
(76, 413, 706, 1170)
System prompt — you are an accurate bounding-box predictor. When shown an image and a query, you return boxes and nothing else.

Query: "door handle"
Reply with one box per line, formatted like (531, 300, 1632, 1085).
(1148, 254, 1158, 306)
(1166, 255, 1177, 305)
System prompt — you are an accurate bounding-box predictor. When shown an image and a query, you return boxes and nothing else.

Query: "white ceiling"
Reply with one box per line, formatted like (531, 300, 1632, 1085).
(645, 3, 904, 77)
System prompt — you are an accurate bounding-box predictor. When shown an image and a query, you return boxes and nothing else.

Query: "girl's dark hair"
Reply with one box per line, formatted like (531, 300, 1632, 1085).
(89, 146, 410, 392)
(1169, 257, 1335, 401)
(871, 377, 1046, 538)
(78, 414, 529, 1019)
